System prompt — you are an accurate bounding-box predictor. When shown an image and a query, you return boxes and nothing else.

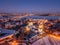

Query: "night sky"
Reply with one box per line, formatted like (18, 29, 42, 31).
(0, 0, 60, 13)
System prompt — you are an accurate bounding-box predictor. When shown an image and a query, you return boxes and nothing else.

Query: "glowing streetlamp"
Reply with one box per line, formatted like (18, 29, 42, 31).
(28, 22, 33, 26)
(25, 26, 30, 34)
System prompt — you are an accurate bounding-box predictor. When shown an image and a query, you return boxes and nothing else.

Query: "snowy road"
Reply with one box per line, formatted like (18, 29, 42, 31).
(32, 34, 60, 45)
(0, 34, 60, 45)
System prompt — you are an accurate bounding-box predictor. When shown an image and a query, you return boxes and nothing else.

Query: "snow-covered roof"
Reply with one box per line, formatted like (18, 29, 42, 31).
(0, 28, 15, 38)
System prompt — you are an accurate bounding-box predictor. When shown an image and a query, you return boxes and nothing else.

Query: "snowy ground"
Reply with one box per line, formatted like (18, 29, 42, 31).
(0, 34, 60, 45)
(32, 34, 60, 45)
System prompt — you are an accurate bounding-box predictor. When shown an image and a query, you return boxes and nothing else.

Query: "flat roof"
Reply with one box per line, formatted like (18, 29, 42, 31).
(0, 28, 15, 38)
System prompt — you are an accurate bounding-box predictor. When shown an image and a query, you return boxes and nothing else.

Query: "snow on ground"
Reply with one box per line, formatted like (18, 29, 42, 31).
(32, 35, 60, 45)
